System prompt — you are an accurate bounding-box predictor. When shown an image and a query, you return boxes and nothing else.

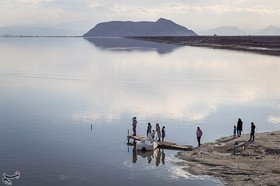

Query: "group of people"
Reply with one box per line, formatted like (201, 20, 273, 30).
(132, 117, 257, 148)
(233, 118, 256, 142)
(131, 117, 166, 141)
(147, 122, 166, 141)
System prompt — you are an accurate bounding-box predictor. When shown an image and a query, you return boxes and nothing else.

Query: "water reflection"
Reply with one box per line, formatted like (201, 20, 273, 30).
(84, 37, 181, 54)
(127, 141, 165, 166)
(131, 144, 166, 166)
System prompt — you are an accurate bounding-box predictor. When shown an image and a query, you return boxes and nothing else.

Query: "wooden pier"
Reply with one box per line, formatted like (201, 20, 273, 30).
(127, 135, 193, 151)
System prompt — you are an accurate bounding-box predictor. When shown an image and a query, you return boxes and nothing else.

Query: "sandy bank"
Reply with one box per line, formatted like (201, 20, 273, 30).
(131, 36, 280, 56)
(176, 131, 280, 186)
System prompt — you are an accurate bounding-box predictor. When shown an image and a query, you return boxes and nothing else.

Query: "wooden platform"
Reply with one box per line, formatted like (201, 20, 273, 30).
(127, 135, 193, 151)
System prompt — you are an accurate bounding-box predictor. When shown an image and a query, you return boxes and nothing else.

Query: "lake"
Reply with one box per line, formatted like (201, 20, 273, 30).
(0, 37, 279, 186)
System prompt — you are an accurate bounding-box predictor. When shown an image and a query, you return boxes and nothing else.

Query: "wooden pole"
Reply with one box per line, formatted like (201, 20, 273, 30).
(127, 129, 130, 143)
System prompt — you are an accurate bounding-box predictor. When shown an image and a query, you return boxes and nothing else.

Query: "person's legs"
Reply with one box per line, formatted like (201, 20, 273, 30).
(197, 137, 201, 146)
(133, 127, 136, 136)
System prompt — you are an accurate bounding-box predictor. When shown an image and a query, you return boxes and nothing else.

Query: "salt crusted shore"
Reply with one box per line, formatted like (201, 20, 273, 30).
(131, 36, 280, 56)
(176, 131, 280, 186)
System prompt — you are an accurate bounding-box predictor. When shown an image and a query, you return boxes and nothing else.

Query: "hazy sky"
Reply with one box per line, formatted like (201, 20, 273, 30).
(0, 0, 279, 32)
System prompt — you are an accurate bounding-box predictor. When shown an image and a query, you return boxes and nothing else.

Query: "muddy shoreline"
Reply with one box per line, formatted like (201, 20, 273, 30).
(176, 131, 280, 186)
(131, 36, 280, 56)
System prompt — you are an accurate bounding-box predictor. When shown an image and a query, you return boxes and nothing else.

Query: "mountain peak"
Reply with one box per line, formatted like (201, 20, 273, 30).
(199, 26, 245, 36)
(255, 25, 280, 35)
(156, 18, 172, 23)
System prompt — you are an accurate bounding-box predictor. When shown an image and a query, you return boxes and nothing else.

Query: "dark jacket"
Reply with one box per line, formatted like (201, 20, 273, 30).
(237, 119, 243, 131)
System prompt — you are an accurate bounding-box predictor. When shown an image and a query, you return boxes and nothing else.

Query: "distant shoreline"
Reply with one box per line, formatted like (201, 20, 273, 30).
(176, 131, 280, 186)
(0, 35, 82, 38)
(130, 36, 280, 57)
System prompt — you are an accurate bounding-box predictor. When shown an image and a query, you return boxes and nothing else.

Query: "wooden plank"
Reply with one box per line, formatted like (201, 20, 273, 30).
(127, 135, 193, 151)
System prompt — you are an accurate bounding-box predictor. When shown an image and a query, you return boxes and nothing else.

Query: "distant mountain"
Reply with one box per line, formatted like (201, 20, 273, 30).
(198, 26, 246, 36)
(83, 18, 197, 37)
(0, 26, 82, 36)
(254, 25, 280, 35)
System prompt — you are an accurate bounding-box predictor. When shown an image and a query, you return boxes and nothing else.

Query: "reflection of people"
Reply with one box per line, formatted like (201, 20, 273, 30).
(132, 117, 137, 136)
(156, 123, 161, 141)
(132, 145, 137, 164)
(237, 118, 243, 137)
(147, 123, 152, 137)
(249, 122, 256, 142)
(148, 155, 152, 163)
(161, 126, 166, 141)
(156, 148, 161, 166)
(161, 149, 165, 165)
(196, 127, 203, 147)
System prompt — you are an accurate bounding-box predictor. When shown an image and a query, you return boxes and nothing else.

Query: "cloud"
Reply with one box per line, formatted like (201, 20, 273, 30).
(194, 4, 233, 14)
(13, 0, 54, 5)
(247, 6, 280, 15)
(90, 2, 102, 8)
(268, 115, 280, 124)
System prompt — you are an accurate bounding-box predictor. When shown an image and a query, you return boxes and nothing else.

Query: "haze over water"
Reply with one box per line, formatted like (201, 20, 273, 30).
(0, 37, 279, 185)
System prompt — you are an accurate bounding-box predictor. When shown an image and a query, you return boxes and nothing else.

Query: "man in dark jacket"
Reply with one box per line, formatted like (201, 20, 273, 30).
(237, 118, 243, 137)
(249, 122, 256, 142)
(132, 117, 137, 136)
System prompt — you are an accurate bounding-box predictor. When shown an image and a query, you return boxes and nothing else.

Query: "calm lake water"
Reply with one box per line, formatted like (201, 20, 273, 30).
(0, 37, 279, 186)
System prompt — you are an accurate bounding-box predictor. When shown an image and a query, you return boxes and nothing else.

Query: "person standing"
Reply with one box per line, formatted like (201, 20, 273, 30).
(132, 117, 137, 136)
(233, 125, 237, 138)
(156, 123, 161, 141)
(232, 142, 238, 156)
(237, 118, 243, 137)
(161, 126, 166, 141)
(196, 127, 203, 147)
(147, 122, 152, 137)
(249, 122, 256, 142)
(151, 130, 155, 139)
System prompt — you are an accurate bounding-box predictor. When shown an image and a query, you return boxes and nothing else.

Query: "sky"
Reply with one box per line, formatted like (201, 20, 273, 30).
(0, 0, 279, 32)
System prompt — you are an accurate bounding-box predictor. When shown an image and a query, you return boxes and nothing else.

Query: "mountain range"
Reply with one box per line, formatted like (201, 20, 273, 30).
(199, 26, 280, 36)
(254, 25, 280, 35)
(0, 21, 280, 36)
(198, 26, 245, 36)
(83, 18, 197, 37)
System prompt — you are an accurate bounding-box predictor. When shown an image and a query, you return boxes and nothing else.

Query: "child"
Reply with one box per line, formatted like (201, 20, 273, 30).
(233, 125, 237, 138)
(147, 122, 152, 137)
(151, 130, 155, 140)
(232, 142, 238, 155)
